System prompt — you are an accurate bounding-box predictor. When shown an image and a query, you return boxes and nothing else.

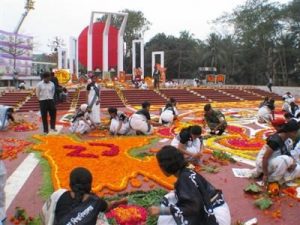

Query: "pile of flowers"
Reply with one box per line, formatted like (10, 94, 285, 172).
(11, 121, 38, 132)
(106, 205, 147, 225)
(218, 136, 264, 151)
(0, 138, 31, 160)
(9, 207, 39, 225)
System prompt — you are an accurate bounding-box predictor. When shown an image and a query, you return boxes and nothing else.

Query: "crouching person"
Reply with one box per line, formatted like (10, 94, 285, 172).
(159, 102, 178, 125)
(204, 104, 227, 135)
(41, 167, 127, 225)
(171, 125, 203, 165)
(0, 105, 15, 131)
(149, 146, 231, 225)
(69, 104, 96, 134)
(251, 119, 300, 184)
(129, 101, 154, 135)
(108, 107, 133, 135)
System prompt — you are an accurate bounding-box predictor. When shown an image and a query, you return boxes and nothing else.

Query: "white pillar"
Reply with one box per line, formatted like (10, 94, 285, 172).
(132, 41, 136, 78)
(140, 39, 144, 79)
(57, 48, 62, 69)
(76, 38, 79, 77)
(87, 12, 94, 71)
(63, 49, 67, 69)
(69, 37, 74, 74)
(151, 51, 165, 75)
(69, 37, 78, 76)
(103, 14, 111, 72)
(132, 39, 144, 79)
(118, 13, 128, 75)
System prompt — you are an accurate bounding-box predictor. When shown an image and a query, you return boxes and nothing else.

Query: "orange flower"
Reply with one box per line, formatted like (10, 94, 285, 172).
(32, 135, 175, 192)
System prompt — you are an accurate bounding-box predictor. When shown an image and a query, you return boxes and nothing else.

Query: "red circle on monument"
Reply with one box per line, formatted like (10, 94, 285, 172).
(78, 22, 118, 70)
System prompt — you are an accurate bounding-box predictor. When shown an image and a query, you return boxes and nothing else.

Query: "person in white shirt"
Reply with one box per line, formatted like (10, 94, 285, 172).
(108, 107, 132, 135)
(69, 104, 96, 134)
(159, 102, 177, 125)
(36, 72, 57, 134)
(282, 92, 295, 113)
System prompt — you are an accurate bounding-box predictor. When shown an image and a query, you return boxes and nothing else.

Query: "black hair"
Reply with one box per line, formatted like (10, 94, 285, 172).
(42, 72, 51, 78)
(284, 112, 294, 119)
(108, 107, 117, 114)
(142, 101, 150, 109)
(165, 102, 173, 109)
(69, 167, 92, 203)
(190, 125, 202, 136)
(7, 108, 14, 113)
(204, 103, 212, 112)
(263, 96, 269, 101)
(156, 145, 187, 174)
(269, 98, 275, 104)
(278, 119, 299, 133)
(170, 98, 176, 104)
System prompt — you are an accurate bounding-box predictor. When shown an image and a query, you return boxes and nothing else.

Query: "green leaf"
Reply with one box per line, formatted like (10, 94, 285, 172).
(202, 165, 220, 173)
(254, 197, 273, 210)
(244, 183, 262, 194)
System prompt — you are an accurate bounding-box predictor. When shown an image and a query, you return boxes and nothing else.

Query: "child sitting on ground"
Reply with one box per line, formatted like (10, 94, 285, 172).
(69, 104, 96, 134)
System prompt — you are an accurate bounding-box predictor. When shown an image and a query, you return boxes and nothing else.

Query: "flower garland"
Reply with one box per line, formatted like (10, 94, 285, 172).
(106, 205, 147, 225)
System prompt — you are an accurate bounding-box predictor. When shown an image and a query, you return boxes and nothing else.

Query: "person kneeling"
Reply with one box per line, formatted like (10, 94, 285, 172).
(0, 105, 15, 131)
(171, 125, 203, 165)
(251, 120, 300, 185)
(69, 104, 96, 134)
(41, 167, 127, 225)
(204, 104, 227, 135)
(149, 146, 231, 225)
(129, 101, 154, 135)
(108, 107, 133, 136)
(159, 102, 177, 125)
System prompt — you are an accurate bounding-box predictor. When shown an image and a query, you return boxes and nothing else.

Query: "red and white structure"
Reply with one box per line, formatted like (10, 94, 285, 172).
(87, 11, 128, 74)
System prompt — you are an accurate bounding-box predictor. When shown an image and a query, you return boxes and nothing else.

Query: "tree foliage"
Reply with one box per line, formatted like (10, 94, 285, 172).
(91, 1, 300, 85)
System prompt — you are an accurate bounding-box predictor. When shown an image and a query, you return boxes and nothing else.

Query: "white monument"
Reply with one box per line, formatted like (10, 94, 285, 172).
(87, 11, 128, 75)
(69, 37, 78, 76)
(57, 48, 68, 69)
(152, 51, 164, 75)
(132, 39, 144, 79)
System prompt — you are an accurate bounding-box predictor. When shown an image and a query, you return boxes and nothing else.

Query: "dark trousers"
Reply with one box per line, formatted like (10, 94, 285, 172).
(39, 99, 56, 133)
(154, 78, 159, 89)
(267, 83, 272, 92)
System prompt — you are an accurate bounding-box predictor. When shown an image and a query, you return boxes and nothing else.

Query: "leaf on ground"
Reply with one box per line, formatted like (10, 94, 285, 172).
(254, 197, 273, 210)
(244, 183, 262, 194)
(201, 165, 220, 173)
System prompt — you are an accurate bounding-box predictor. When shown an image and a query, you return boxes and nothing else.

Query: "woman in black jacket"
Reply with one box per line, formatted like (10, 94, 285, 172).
(149, 146, 231, 225)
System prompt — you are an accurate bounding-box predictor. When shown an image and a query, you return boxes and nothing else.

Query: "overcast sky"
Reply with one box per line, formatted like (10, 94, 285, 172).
(0, 0, 291, 53)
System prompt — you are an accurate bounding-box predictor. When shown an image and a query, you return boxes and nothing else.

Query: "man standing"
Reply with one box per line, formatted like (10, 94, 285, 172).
(36, 72, 57, 134)
(153, 65, 160, 89)
(267, 76, 273, 92)
(204, 103, 227, 135)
